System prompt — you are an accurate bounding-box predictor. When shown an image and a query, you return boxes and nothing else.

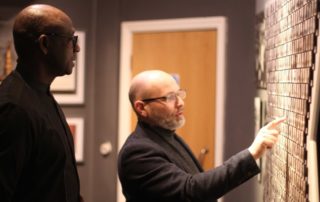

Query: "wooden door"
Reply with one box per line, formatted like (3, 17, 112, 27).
(131, 30, 217, 170)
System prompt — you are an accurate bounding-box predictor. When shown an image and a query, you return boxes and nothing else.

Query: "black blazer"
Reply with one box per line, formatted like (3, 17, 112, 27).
(118, 122, 260, 202)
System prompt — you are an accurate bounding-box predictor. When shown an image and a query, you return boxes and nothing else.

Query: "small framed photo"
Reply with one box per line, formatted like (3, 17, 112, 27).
(254, 97, 262, 134)
(51, 31, 85, 105)
(67, 117, 84, 163)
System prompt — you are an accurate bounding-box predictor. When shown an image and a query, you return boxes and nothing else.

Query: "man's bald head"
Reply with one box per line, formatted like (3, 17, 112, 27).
(129, 70, 178, 105)
(129, 70, 185, 129)
(13, 4, 73, 59)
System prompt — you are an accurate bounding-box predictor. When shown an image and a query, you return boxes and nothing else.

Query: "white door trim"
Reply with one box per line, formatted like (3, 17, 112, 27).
(117, 17, 228, 202)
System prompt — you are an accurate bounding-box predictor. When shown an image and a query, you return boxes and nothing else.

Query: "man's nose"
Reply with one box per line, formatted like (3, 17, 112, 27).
(74, 43, 80, 53)
(176, 96, 184, 106)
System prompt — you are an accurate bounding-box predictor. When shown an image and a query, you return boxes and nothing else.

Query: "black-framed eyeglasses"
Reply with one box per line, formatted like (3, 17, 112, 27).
(45, 33, 78, 50)
(142, 89, 186, 103)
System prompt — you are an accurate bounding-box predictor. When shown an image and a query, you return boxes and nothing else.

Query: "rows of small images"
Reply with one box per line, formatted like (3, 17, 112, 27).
(262, 0, 318, 201)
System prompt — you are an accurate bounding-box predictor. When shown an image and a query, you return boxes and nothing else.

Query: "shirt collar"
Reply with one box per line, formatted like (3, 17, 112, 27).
(139, 120, 176, 141)
(15, 65, 50, 94)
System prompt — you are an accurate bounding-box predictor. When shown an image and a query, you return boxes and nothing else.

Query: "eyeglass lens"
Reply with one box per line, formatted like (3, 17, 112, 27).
(177, 90, 186, 99)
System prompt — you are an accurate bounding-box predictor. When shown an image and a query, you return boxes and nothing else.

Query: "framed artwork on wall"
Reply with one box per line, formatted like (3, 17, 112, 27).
(0, 40, 15, 81)
(67, 117, 84, 163)
(254, 97, 261, 134)
(255, 12, 267, 89)
(51, 31, 85, 105)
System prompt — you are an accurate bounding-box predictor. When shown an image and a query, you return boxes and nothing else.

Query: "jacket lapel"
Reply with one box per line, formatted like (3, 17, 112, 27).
(136, 123, 203, 173)
(174, 135, 204, 172)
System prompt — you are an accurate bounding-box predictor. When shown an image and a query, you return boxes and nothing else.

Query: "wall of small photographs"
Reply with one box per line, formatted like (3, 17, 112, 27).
(262, 0, 320, 201)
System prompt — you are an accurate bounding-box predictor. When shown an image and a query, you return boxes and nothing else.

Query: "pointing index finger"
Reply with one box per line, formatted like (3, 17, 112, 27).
(265, 116, 286, 129)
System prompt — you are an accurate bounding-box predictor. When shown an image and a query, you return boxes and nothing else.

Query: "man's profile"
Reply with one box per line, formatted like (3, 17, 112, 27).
(118, 69, 285, 202)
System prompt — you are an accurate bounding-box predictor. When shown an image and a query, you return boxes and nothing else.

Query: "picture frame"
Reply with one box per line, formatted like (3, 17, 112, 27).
(254, 97, 263, 182)
(66, 117, 84, 163)
(255, 12, 267, 89)
(254, 97, 262, 134)
(51, 31, 85, 105)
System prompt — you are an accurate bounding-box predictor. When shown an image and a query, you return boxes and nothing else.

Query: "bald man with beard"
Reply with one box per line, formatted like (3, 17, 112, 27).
(0, 4, 83, 202)
(118, 70, 285, 202)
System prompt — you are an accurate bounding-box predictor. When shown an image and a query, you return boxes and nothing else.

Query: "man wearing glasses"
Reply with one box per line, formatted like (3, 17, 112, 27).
(118, 70, 285, 202)
(0, 4, 83, 202)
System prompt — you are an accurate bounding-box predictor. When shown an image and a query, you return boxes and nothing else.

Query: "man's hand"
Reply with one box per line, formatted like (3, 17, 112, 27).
(248, 116, 286, 160)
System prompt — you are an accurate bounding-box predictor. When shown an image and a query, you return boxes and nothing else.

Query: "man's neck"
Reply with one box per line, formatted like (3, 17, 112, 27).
(139, 120, 175, 136)
(16, 62, 55, 85)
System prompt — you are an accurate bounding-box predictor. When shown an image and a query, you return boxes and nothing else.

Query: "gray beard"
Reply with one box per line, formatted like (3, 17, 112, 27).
(158, 116, 186, 131)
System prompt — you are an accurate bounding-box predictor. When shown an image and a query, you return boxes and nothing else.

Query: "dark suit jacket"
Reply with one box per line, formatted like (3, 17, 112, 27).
(118, 121, 260, 202)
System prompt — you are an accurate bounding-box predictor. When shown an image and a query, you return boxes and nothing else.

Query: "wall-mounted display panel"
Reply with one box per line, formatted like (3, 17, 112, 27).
(262, 0, 320, 201)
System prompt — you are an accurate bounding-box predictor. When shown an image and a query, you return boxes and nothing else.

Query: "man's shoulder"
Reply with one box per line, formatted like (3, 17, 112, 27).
(0, 72, 34, 106)
(0, 72, 26, 98)
(119, 128, 164, 159)
(120, 131, 155, 151)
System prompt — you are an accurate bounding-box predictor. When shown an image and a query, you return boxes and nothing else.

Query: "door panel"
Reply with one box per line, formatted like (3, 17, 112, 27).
(131, 30, 217, 170)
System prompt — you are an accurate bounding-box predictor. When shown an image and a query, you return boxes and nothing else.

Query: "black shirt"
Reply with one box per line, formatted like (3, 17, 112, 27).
(0, 69, 81, 202)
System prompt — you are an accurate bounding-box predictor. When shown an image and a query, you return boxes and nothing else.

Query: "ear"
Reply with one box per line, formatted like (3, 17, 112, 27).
(134, 100, 148, 117)
(38, 34, 49, 55)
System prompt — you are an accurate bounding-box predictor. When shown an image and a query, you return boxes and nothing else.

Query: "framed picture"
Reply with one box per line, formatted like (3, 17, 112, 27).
(255, 12, 267, 89)
(254, 97, 263, 182)
(67, 117, 84, 163)
(254, 97, 262, 134)
(0, 40, 15, 81)
(51, 31, 85, 105)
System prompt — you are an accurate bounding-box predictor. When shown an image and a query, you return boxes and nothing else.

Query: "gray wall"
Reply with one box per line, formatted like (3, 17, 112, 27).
(0, 0, 258, 201)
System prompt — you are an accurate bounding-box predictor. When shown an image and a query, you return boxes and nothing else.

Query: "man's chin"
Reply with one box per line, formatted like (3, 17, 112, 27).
(161, 118, 185, 131)
(176, 118, 186, 129)
(63, 68, 74, 76)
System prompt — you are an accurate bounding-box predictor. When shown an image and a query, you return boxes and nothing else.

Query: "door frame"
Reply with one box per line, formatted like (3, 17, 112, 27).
(117, 17, 228, 202)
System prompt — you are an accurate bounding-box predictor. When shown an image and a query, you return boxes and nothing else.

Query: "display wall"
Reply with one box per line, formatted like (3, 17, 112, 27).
(258, 0, 320, 201)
